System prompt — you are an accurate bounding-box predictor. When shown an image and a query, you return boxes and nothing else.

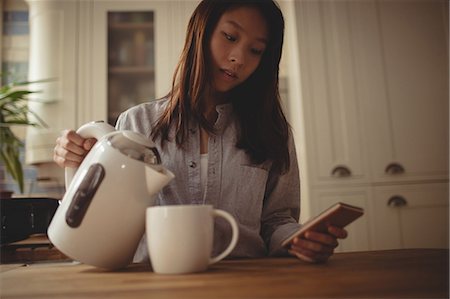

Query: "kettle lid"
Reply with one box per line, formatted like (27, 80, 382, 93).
(107, 131, 161, 166)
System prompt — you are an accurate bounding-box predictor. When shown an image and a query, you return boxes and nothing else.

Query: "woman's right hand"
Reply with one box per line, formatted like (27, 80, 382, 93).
(53, 130, 97, 168)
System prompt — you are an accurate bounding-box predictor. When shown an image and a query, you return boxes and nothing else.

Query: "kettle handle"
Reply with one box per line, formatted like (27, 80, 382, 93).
(65, 121, 116, 189)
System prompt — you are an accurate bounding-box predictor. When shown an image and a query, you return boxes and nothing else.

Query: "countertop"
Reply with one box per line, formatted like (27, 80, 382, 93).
(0, 249, 448, 298)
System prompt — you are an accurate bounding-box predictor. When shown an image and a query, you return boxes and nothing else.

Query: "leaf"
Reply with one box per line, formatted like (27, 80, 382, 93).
(28, 108, 49, 128)
(0, 127, 24, 193)
(9, 78, 55, 88)
(0, 90, 36, 105)
(0, 76, 54, 91)
(0, 75, 53, 193)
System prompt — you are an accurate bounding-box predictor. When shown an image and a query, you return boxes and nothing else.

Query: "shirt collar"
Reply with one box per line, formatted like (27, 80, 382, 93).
(214, 103, 233, 133)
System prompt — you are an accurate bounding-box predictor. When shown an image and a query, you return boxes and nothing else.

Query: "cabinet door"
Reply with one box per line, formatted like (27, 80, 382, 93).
(312, 188, 371, 252)
(106, 11, 156, 125)
(26, 0, 79, 163)
(353, 0, 449, 182)
(83, 1, 197, 125)
(371, 183, 449, 250)
(296, 1, 368, 187)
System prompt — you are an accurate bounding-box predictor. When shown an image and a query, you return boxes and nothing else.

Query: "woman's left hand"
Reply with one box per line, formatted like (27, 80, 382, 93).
(288, 226, 348, 263)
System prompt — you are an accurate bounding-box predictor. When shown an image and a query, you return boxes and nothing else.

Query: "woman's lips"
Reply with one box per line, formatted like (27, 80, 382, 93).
(220, 69, 238, 81)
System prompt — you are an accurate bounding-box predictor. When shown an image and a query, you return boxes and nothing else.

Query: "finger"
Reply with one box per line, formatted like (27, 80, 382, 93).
(292, 237, 335, 255)
(304, 231, 339, 248)
(58, 135, 88, 156)
(288, 249, 316, 263)
(53, 150, 65, 168)
(83, 138, 97, 151)
(54, 145, 85, 166)
(63, 130, 87, 147)
(328, 226, 348, 239)
(53, 150, 80, 168)
(289, 247, 330, 263)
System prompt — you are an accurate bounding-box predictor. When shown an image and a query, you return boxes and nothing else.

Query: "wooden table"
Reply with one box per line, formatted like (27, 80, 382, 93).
(0, 249, 448, 298)
(1, 234, 70, 264)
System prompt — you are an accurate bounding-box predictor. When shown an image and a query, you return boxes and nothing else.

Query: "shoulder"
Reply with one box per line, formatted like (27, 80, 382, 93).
(115, 98, 169, 136)
(287, 126, 296, 147)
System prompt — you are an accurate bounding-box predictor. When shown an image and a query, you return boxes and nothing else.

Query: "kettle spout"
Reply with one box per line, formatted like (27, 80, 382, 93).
(145, 165, 175, 196)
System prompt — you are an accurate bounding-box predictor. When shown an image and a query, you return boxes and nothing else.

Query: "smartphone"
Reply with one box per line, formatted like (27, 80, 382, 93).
(281, 202, 364, 248)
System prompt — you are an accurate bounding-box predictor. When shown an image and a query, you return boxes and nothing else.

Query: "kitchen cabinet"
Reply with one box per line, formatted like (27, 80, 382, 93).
(297, 0, 448, 187)
(294, 0, 449, 250)
(26, 0, 80, 164)
(105, 11, 156, 125)
(371, 183, 449, 250)
(25, 0, 198, 164)
(354, 0, 449, 183)
(314, 183, 449, 252)
(86, 0, 198, 126)
(295, 1, 370, 187)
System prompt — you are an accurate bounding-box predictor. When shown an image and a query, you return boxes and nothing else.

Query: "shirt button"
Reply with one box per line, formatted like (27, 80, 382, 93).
(189, 161, 197, 168)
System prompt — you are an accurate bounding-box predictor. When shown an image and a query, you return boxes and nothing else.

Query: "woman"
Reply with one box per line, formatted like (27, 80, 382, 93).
(54, 0, 347, 263)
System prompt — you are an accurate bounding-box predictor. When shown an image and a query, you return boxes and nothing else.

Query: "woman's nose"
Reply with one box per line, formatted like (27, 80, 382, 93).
(228, 47, 245, 67)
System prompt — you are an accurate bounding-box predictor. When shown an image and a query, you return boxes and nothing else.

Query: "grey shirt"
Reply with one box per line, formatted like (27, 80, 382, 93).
(116, 98, 301, 260)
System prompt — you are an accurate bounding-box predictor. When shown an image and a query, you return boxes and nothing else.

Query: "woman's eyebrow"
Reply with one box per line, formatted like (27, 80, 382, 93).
(225, 20, 268, 44)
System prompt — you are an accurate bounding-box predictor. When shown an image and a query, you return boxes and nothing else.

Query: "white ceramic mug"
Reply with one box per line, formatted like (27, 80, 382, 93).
(146, 204, 239, 274)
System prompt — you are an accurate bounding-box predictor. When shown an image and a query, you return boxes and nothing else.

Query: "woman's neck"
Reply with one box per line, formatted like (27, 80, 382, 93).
(199, 90, 229, 154)
(203, 90, 228, 123)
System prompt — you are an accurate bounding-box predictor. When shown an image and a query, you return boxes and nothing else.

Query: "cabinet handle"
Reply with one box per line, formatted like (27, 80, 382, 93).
(385, 162, 405, 175)
(331, 166, 352, 177)
(387, 196, 408, 207)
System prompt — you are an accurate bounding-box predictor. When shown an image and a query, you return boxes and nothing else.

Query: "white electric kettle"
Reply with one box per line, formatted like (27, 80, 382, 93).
(48, 121, 174, 269)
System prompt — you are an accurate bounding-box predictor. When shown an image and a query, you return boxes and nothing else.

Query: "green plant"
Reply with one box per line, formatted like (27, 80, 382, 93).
(0, 79, 48, 193)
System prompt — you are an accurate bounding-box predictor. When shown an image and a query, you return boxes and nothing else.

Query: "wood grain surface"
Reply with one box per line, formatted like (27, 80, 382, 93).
(0, 249, 448, 299)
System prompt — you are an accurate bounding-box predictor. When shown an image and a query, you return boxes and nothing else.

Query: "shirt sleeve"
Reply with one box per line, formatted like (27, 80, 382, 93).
(115, 109, 135, 131)
(115, 112, 125, 130)
(260, 130, 302, 256)
(113, 100, 164, 136)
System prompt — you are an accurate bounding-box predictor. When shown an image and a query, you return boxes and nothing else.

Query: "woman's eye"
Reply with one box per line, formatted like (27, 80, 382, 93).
(223, 32, 236, 42)
(251, 48, 264, 56)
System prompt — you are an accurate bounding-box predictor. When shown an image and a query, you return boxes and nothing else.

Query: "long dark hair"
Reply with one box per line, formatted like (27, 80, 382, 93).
(152, 0, 290, 173)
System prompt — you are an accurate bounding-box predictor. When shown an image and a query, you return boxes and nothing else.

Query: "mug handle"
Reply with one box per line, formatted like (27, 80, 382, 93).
(209, 209, 239, 265)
